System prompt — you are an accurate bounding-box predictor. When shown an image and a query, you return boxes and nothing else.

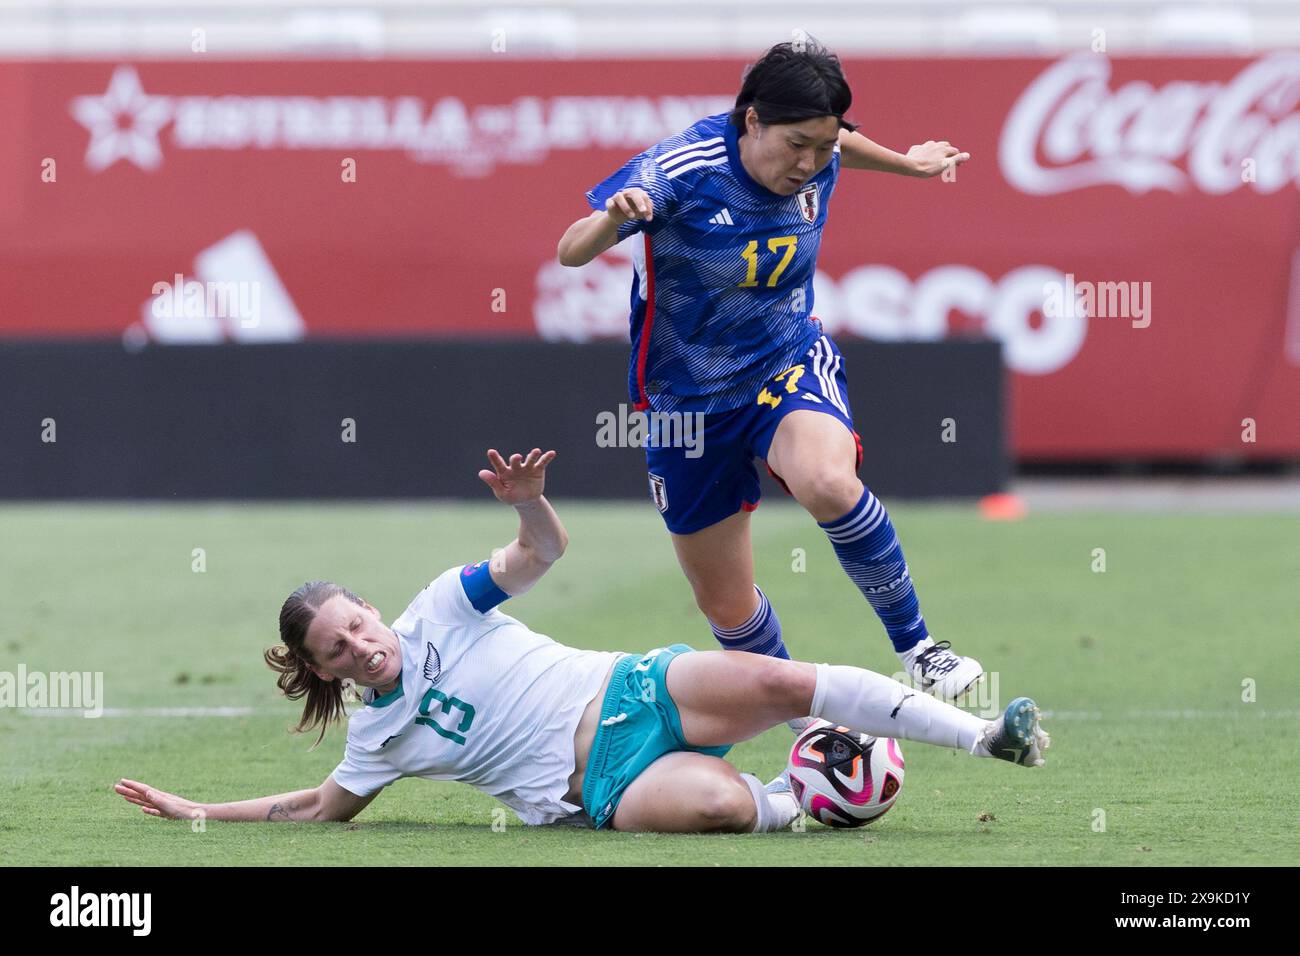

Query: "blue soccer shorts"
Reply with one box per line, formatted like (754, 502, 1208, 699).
(644, 331, 863, 535)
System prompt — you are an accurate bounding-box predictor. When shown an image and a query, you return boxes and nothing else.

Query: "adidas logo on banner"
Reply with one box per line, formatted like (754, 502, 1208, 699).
(707, 208, 735, 226)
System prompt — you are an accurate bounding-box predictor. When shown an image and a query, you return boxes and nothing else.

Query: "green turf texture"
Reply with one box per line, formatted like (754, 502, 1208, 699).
(2, 501, 1297, 866)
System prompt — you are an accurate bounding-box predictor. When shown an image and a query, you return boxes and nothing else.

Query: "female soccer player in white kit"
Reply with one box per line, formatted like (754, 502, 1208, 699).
(116, 449, 1047, 834)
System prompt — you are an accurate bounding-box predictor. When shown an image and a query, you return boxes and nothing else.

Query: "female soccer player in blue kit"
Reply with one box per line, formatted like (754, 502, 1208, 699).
(557, 39, 981, 703)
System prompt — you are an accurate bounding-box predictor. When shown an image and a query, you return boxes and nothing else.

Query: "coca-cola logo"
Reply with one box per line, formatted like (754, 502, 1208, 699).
(1000, 53, 1300, 195)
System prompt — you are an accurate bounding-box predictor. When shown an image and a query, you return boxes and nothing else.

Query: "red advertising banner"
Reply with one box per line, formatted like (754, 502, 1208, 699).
(2, 56, 1298, 458)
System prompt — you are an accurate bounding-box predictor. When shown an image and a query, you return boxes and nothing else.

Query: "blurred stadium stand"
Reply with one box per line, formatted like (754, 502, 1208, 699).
(1, 1, 1298, 57)
(0, 341, 1006, 499)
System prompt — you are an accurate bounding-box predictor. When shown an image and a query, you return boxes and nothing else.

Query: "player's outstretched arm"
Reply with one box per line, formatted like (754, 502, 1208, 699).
(115, 775, 376, 823)
(477, 448, 567, 596)
(837, 129, 970, 177)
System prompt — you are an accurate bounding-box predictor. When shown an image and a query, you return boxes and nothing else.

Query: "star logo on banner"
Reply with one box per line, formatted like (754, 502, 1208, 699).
(71, 66, 172, 172)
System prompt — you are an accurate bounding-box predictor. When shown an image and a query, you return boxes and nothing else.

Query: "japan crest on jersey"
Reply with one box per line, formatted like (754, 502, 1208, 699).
(796, 183, 819, 224)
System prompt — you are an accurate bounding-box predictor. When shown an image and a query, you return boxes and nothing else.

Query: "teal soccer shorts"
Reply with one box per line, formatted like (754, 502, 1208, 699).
(581, 644, 732, 829)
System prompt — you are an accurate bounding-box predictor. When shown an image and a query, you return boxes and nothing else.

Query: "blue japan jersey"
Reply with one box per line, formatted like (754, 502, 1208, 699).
(585, 112, 840, 415)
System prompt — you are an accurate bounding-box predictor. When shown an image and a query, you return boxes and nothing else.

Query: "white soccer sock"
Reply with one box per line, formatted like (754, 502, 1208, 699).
(741, 773, 800, 833)
(809, 662, 986, 752)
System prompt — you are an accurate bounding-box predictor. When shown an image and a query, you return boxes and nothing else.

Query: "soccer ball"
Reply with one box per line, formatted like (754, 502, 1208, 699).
(787, 720, 905, 828)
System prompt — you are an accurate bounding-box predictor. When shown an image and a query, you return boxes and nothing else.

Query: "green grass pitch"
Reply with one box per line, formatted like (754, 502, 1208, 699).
(2, 501, 1297, 866)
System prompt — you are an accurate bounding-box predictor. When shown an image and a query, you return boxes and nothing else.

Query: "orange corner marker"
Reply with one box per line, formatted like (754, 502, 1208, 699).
(979, 492, 1027, 521)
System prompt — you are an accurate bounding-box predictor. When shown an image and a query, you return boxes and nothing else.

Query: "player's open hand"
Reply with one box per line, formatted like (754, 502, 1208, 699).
(605, 188, 654, 226)
(906, 140, 971, 177)
(478, 448, 556, 505)
(116, 778, 201, 820)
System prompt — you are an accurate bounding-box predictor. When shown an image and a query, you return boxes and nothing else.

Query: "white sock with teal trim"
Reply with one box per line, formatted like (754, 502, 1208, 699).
(809, 662, 986, 752)
(741, 773, 799, 833)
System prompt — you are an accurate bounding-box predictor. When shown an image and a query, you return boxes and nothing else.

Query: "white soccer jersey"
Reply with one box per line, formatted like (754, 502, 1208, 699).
(331, 566, 623, 825)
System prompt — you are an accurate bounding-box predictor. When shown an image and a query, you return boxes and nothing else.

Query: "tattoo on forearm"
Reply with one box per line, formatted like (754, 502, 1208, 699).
(266, 799, 298, 821)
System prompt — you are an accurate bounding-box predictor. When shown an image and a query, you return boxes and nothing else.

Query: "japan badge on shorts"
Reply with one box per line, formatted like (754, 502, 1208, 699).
(796, 183, 819, 224)
(648, 473, 668, 513)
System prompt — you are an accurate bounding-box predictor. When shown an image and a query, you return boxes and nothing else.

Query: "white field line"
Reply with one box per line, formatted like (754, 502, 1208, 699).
(1041, 709, 1300, 720)
(13, 706, 268, 717)
(1010, 477, 1300, 512)
(8, 706, 1300, 719)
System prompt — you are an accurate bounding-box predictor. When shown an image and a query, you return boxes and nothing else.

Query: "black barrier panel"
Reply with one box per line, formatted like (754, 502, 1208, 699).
(0, 341, 1005, 500)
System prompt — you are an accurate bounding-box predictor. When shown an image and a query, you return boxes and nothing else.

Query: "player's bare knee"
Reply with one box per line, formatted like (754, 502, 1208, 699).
(795, 469, 862, 521)
(697, 778, 755, 832)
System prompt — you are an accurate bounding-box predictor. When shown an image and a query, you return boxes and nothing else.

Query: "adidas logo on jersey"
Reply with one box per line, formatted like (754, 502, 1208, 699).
(707, 208, 735, 226)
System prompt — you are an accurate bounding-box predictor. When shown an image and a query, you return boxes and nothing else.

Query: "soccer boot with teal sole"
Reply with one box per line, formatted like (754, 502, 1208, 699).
(973, 696, 1050, 766)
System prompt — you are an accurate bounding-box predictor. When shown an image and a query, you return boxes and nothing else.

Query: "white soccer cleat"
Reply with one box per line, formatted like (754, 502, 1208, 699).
(764, 770, 803, 830)
(972, 697, 1051, 767)
(901, 638, 984, 701)
(765, 769, 793, 795)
